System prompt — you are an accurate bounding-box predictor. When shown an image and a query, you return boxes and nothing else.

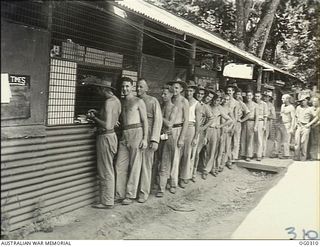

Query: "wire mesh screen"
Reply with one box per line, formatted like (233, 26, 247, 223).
(46, 1, 140, 126)
(50, 1, 139, 70)
(47, 59, 77, 125)
(1, 0, 48, 29)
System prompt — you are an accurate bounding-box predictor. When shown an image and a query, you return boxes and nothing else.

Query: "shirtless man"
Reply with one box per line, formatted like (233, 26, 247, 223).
(88, 79, 121, 209)
(165, 80, 189, 194)
(157, 85, 178, 197)
(192, 86, 213, 182)
(115, 77, 149, 205)
(216, 94, 234, 171)
(179, 80, 202, 188)
(234, 88, 250, 161)
(203, 90, 232, 178)
(136, 79, 162, 203)
(226, 84, 240, 167)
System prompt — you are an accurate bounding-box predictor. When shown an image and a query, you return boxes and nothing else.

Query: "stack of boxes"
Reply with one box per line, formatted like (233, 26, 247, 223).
(60, 40, 123, 68)
(104, 52, 123, 68)
(61, 41, 85, 62)
(85, 47, 106, 65)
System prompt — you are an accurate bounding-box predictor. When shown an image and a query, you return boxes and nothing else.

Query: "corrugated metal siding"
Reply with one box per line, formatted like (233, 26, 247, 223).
(1, 125, 98, 231)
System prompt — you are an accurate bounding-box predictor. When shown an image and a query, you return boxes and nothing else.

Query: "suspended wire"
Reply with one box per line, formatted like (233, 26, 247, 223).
(82, 1, 226, 57)
(123, 14, 226, 57)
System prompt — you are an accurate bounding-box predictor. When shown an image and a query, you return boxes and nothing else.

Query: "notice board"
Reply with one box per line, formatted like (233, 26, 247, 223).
(1, 74, 31, 120)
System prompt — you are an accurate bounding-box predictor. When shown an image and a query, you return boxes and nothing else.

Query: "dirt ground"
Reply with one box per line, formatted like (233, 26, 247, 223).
(23, 163, 288, 240)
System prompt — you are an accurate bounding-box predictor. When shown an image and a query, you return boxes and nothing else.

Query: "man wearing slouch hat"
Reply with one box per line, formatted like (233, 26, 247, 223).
(86, 78, 121, 209)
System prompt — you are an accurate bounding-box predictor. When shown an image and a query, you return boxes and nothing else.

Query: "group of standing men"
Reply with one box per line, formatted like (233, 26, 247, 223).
(87, 77, 319, 209)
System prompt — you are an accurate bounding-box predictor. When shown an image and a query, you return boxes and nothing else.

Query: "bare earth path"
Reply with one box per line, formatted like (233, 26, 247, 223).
(25, 162, 289, 240)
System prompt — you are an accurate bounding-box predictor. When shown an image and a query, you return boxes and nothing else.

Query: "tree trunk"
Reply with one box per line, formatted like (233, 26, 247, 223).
(248, 0, 281, 57)
(235, 0, 253, 49)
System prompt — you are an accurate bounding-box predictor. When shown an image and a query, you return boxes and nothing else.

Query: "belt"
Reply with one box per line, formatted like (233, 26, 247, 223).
(188, 122, 195, 127)
(172, 123, 183, 128)
(122, 123, 142, 130)
(97, 128, 115, 135)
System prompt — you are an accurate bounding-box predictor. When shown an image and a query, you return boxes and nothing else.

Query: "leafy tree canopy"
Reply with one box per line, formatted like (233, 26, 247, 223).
(145, 0, 319, 84)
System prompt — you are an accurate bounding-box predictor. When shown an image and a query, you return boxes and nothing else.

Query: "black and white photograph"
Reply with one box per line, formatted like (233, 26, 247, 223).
(1, 0, 319, 243)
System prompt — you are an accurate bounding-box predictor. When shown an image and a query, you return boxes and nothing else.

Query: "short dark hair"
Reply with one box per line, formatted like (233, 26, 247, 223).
(120, 77, 133, 85)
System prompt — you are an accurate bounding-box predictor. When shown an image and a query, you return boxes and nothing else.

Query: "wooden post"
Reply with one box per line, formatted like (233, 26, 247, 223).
(189, 40, 197, 79)
(172, 38, 176, 63)
(257, 67, 263, 92)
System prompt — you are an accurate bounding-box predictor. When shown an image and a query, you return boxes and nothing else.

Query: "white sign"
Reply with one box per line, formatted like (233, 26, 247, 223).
(1, 73, 12, 104)
(223, 63, 254, 79)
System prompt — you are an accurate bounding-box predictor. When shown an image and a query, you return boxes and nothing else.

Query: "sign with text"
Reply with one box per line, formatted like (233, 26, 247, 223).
(223, 63, 254, 80)
(9, 74, 31, 87)
(1, 74, 31, 120)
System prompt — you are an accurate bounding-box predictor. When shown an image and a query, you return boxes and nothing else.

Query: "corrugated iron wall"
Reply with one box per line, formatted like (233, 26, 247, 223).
(1, 0, 141, 233)
(1, 125, 97, 231)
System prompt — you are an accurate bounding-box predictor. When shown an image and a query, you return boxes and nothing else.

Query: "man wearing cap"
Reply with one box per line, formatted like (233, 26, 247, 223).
(115, 77, 149, 205)
(136, 79, 162, 203)
(165, 80, 189, 193)
(240, 90, 258, 161)
(294, 95, 314, 161)
(179, 80, 201, 187)
(233, 88, 250, 161)
(192, 85, 214, 182)
(203, 90, 232, 178)
(263, 90, 276, 157)
(87, 78, 121, 209)
(276, 94, 295, 158)
(254, 92, 268, 161)
(157, 85, 178, 197)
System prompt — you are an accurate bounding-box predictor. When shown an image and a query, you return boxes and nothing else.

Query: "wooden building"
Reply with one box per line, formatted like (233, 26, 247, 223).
(1, 0, 300, 233)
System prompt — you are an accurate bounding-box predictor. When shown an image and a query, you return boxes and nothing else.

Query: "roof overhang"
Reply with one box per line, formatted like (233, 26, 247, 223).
(112, 0, 301, 82)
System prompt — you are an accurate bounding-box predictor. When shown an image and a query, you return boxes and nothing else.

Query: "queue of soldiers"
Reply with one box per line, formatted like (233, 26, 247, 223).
(86, 77, 320, 209)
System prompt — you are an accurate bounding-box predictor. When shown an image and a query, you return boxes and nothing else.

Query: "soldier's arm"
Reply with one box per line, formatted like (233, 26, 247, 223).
(150, 99, 163, 144)
(263, 103, 268, 129)
(227, 109, 235, 131)
(201, 105, 214, 130)
(138, 99, 149, 147)
(254, 106, 258, 130)
(193, 103, 202, 143)
(306, 108, 318, 127)
(92, 100, 109, 129)
(241, 101, 250, 119)
(291, 105, 296, 131)
(179, 99, 189, 143)
(240, 104, 251, 122)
